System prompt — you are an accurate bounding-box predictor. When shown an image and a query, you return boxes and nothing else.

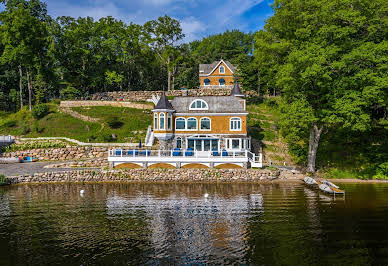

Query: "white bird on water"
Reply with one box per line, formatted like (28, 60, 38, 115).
(204, 193, 209, 198)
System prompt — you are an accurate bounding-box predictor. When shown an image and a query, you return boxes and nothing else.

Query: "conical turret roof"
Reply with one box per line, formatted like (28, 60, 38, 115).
(154, 92, 174, 110)
(230, 83, 244, 97)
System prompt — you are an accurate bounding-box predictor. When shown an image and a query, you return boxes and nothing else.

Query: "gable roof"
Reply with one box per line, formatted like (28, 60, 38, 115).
(154, 93, 174, 110)
(199, 59, 236, 76)
(171, 96, 246, 113)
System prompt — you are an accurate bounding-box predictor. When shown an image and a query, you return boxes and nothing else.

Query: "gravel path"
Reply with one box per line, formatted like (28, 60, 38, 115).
(0, 162, 100, 177)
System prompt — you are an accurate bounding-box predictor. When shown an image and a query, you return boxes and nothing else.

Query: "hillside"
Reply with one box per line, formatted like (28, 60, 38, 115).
(0, 104, 152, 143)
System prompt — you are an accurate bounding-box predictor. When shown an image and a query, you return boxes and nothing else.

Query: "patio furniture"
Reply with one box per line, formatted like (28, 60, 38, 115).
(115, 149, 123, 156)
(173, 148, 182, 156)
(221, 149, 228, 156)
(212, 149, 220, 156)
(140, 150, 151, 156)
(185, 148, 194, 156)
(128, 150, 139, 156)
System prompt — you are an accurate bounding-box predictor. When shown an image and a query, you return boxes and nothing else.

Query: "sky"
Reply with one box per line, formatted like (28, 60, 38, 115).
(0, 0, 274, 42)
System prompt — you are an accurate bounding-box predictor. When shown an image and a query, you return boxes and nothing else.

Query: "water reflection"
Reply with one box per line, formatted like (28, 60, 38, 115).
(0, 182, 387, 265)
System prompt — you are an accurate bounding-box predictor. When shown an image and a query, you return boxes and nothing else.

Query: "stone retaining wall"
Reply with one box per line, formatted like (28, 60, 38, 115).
(4, 168, 283, 184)
(60, 101, 153, 109)
(1, 147, 108, 161)
(90, 88, 258, 102)
(46, 158, 109, 168)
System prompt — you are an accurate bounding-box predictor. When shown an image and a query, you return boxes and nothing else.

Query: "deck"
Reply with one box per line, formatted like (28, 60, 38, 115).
(108, 149, 262, 169)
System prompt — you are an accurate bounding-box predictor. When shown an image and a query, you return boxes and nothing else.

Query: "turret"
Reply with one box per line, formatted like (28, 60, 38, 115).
(152, 92, 175, 142)
(230, 83, 245, 98)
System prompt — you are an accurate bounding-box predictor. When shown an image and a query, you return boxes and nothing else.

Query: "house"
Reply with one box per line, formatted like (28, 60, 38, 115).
(199, 59, 236, 89)
(108, 84, 262, 169)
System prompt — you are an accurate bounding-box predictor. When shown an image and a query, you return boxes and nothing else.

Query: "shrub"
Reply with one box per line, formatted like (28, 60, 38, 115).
(102, 133, 114, 142)
(1, 119, 17, 128)
(105, 116, 123, 129)
(32, 104, 49, 119)
(60, 86, 81, 100)
(0, 174, 6, 185)
(5, 141, 67, 152)
(373, 162, 388, 180)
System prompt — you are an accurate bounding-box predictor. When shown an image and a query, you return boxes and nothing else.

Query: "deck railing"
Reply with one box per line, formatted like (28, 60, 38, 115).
(109, 149, 251, 159)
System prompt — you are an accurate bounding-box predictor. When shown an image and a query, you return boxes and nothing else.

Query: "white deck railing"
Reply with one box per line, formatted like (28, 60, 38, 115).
(109, 149, 252, 159)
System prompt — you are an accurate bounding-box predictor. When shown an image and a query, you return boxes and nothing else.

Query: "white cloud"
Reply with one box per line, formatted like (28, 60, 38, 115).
(180, 17, 206, 42)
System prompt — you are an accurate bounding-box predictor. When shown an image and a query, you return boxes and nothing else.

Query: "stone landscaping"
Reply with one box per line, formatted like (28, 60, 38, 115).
(4, 168, 290, 185)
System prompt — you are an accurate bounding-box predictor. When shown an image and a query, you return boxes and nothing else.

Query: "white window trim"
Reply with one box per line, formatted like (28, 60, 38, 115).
(154, 113, 158, 130)
(159, 112, 165, 130)
(219, 66, 225, 74)
(219, 78, 226, 86)
(199, 117, 211, 131)
(189, 99, 209, 110)
(186, 117, 198, 131)
(225, 138, 243, 150)
(230, 117, 242, 131)
(176, 137, 182, 149)
(175, 117, 186, 131)
(167, 113, 172, 130)
(204, 78, 210, 86)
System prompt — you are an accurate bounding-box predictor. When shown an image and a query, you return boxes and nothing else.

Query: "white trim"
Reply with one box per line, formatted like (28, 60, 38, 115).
(230, 117, 242, 131)
(199, 117, 211, 131)
(203, 78, 210, 86)
(153, 113, 158, 130)
(189, 99, 209, 110)
(186, 117, 198, 130)
(159, 112, 165, 130)
(175, 117, 186, 131)
(152, 109, 175, 112)
(174, 133, 247, 136)
(175, 112, 247, 116)
(219, 66, 225, 74)
(201, 60, 234, 76)
(167, 113, 172, 130)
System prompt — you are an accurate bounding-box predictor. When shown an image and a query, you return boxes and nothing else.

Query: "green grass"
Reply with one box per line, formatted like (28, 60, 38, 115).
(0, 105, 152, 143)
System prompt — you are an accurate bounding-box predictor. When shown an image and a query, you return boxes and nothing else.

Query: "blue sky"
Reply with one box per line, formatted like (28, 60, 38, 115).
(1, 0, 274, 42)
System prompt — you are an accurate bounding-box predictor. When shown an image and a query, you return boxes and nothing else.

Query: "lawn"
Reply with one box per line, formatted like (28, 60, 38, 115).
(0, 105, 152, 143)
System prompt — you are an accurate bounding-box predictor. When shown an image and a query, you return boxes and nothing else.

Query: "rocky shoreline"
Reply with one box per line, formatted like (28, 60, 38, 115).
(3, 168, 304, 185)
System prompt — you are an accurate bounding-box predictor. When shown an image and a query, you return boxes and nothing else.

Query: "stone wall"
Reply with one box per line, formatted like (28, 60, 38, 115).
(89, 88, 258, 102)
(1, 147, 108, 161)
(60, 101, 153, 109)
(4, 168, 283, 184)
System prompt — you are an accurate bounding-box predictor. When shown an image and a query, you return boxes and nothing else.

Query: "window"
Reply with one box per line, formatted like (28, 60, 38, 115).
(176, 137, 182, 149)
(167, 113, 172, 130)
(200, 117, 211, 130)
(232, 139, 240, 149)
(159, 113, 165, 130)
(189, 99, 208, 110)
(230, 117, 241, 131)
(175, 117, 186, 130)
(154, 113, 158, 129)
(219, 66, 225, 74)
(219, 78, 225, 86)
(187, 118, 197, 130)
(204, 78, 210, 86)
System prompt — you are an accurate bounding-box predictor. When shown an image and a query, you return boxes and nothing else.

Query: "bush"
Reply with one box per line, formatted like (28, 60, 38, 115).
(102, 133, 114, 142)
(0, 119, 17, 128)
(32, 104, 49, 119)
(60, 86, 81, 100)
(373, 162, 388, 180)
(5, 141, 67, 152)
(0, 174, 6, 185)
(105, 116, 123, 129)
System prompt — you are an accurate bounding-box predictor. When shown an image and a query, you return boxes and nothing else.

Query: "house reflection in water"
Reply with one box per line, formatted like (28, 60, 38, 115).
(106, 193, 263, 261)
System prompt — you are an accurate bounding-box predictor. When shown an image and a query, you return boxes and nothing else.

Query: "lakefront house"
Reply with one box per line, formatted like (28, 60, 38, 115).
(108, 83, 262, 169)
(199, 59, 236, 89)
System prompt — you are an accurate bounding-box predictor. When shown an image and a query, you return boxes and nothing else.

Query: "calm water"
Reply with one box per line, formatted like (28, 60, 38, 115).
(0, 182, 388, 265)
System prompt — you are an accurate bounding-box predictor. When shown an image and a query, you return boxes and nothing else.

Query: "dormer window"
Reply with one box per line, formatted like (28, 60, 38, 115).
(219, 66, 225, 74)
(189, 99, 208, 110)
(204, 78, 210, 86)
(219, 78, 225, 86)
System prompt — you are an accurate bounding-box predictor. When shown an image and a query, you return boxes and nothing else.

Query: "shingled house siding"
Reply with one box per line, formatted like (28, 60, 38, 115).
(173, 115, 247, 135)
(199, 62, 235, 86)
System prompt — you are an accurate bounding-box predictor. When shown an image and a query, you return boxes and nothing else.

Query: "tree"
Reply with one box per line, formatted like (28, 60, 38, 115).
(257, 0, 387, 172)
(143, 15, 184, 91)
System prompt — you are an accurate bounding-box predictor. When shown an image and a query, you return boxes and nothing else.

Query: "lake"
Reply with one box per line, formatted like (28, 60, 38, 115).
(0, 182, 388, 265)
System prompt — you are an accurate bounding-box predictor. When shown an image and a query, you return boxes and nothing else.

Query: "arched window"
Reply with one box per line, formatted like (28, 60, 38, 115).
(159, 113, 165, 130)
(200, 117, 211, 130)
(189, 99, 208, 110)
(176, 137, 182, 149)
(219, 78, 225, 86)
(230, 117, 241, 131)
(187, 117, 197, 130)
(175, 117, 186, 130)
(219, 66, 225, 74)
(167, 113, 172, 130)
(204, 78, 210, 86)
(154, 113, 158, 129)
